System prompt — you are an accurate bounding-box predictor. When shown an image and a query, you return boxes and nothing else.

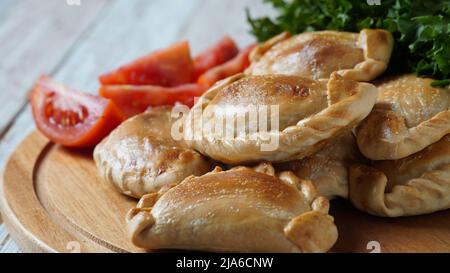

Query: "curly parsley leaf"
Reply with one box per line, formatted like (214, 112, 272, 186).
(247, 0, 450, 85)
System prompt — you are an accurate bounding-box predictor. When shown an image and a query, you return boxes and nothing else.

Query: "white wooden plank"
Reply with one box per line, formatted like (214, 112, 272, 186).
(180, 0, 275, 53)
(0, 233, 21, 253)
(0, 107, 34, 168)
(0, 0, 108, 133)
(53, 0, 203, 92)
(1, 224, 21, 253)
(0, 0, 17, 20)
(0, 224, 8, 243)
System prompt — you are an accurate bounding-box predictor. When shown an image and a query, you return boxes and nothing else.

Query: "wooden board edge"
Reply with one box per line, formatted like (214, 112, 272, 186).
(0, 131, 107, 253)
(0, 132, 56, 252)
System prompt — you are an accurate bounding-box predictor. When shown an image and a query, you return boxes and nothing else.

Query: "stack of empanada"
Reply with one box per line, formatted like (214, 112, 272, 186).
(350, 75, 450, 217)
(94, 28, 449, 252)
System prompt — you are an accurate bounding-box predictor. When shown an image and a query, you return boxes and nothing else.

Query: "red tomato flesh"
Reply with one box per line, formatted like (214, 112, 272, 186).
(31, 76, 125, 147)
(197, 44, 256, 88)
(99, 41, 194, 86)
(99, 83, 207, 117)
(193, 36, 239, 79)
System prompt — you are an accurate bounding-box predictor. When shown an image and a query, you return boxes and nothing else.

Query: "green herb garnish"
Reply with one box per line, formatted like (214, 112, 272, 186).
(247, 0, 450, 86)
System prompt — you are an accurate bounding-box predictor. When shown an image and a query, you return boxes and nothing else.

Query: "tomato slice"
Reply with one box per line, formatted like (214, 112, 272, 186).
(99, 41, 194, 86)
(99, 83, 207, 117)
(197, 44, 256, 87)
(193, 36, 239, 79)
(31, 76, 125, 147)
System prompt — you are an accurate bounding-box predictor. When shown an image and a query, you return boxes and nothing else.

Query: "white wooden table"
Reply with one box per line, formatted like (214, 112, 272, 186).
(0, 0, 274, 253)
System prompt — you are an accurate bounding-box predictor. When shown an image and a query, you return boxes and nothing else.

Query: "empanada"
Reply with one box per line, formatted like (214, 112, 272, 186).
(276, 132, 365, 199)
(349, 135, 450, 217)
(127, 164, 338, 252)
(246, 29, 393, 81)
(94, 106, 212, 198)
(356, 74, 450, 160)
(184, 72, 377, 164)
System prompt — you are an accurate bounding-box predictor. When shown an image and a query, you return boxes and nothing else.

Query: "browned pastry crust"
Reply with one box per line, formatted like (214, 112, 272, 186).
(276, 132, 366, 199)
(184, 72, 377, 164)
(349, 135, 450, 217)
(126, 163, 338, 253)
(94, 107, 212, 198)
(246, 29, 393, 81)
(356, 74, 450, 160)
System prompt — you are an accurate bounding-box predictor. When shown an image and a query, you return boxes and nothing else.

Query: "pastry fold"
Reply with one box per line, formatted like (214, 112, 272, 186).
(349, 135, 450, 217)
(94, 107, 212, 198)
(356, 74, 450, 160)
(276, 132, 365, 199)
(127, 163, 338, 252)
(184, 72, 377, 164)
(246, 29, 393, 81)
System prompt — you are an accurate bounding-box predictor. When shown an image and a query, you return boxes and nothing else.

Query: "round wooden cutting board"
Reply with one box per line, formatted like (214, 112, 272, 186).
(1, 131, 450, 253)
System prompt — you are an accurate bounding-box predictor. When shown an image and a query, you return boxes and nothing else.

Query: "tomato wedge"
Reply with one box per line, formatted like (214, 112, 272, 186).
(99, 41, 194, 86)
(197, 44, 256, 87)
(99, 83, 207, 117)
(31, 76, 125, 147)
(193, 36, 239, 79)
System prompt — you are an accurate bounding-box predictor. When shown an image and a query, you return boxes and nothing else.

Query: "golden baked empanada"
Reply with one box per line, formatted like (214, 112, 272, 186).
(184, 72, 377, 164)
(356, 74, 450, 160)
(276, 132, 365, 199)
(94, 107, 212, 198)
(349, 135, 450, 217)
(246, 29, 393, 81)
(126, 164, 338, 253)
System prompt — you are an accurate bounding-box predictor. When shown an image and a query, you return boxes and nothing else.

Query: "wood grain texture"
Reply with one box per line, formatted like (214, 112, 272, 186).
(0, 109, 28, 251)
(0, 236, 21, 253)
(0, 0, 108, 133)
(0, 132, 117, 252)
(0, 106, 32, 253)
(1, 131, 450, 253)
(0, 226, 21, 253)
(0, 226, 6, 241)
(180, 0, 276, 53)
(52, 0, 202, 92)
